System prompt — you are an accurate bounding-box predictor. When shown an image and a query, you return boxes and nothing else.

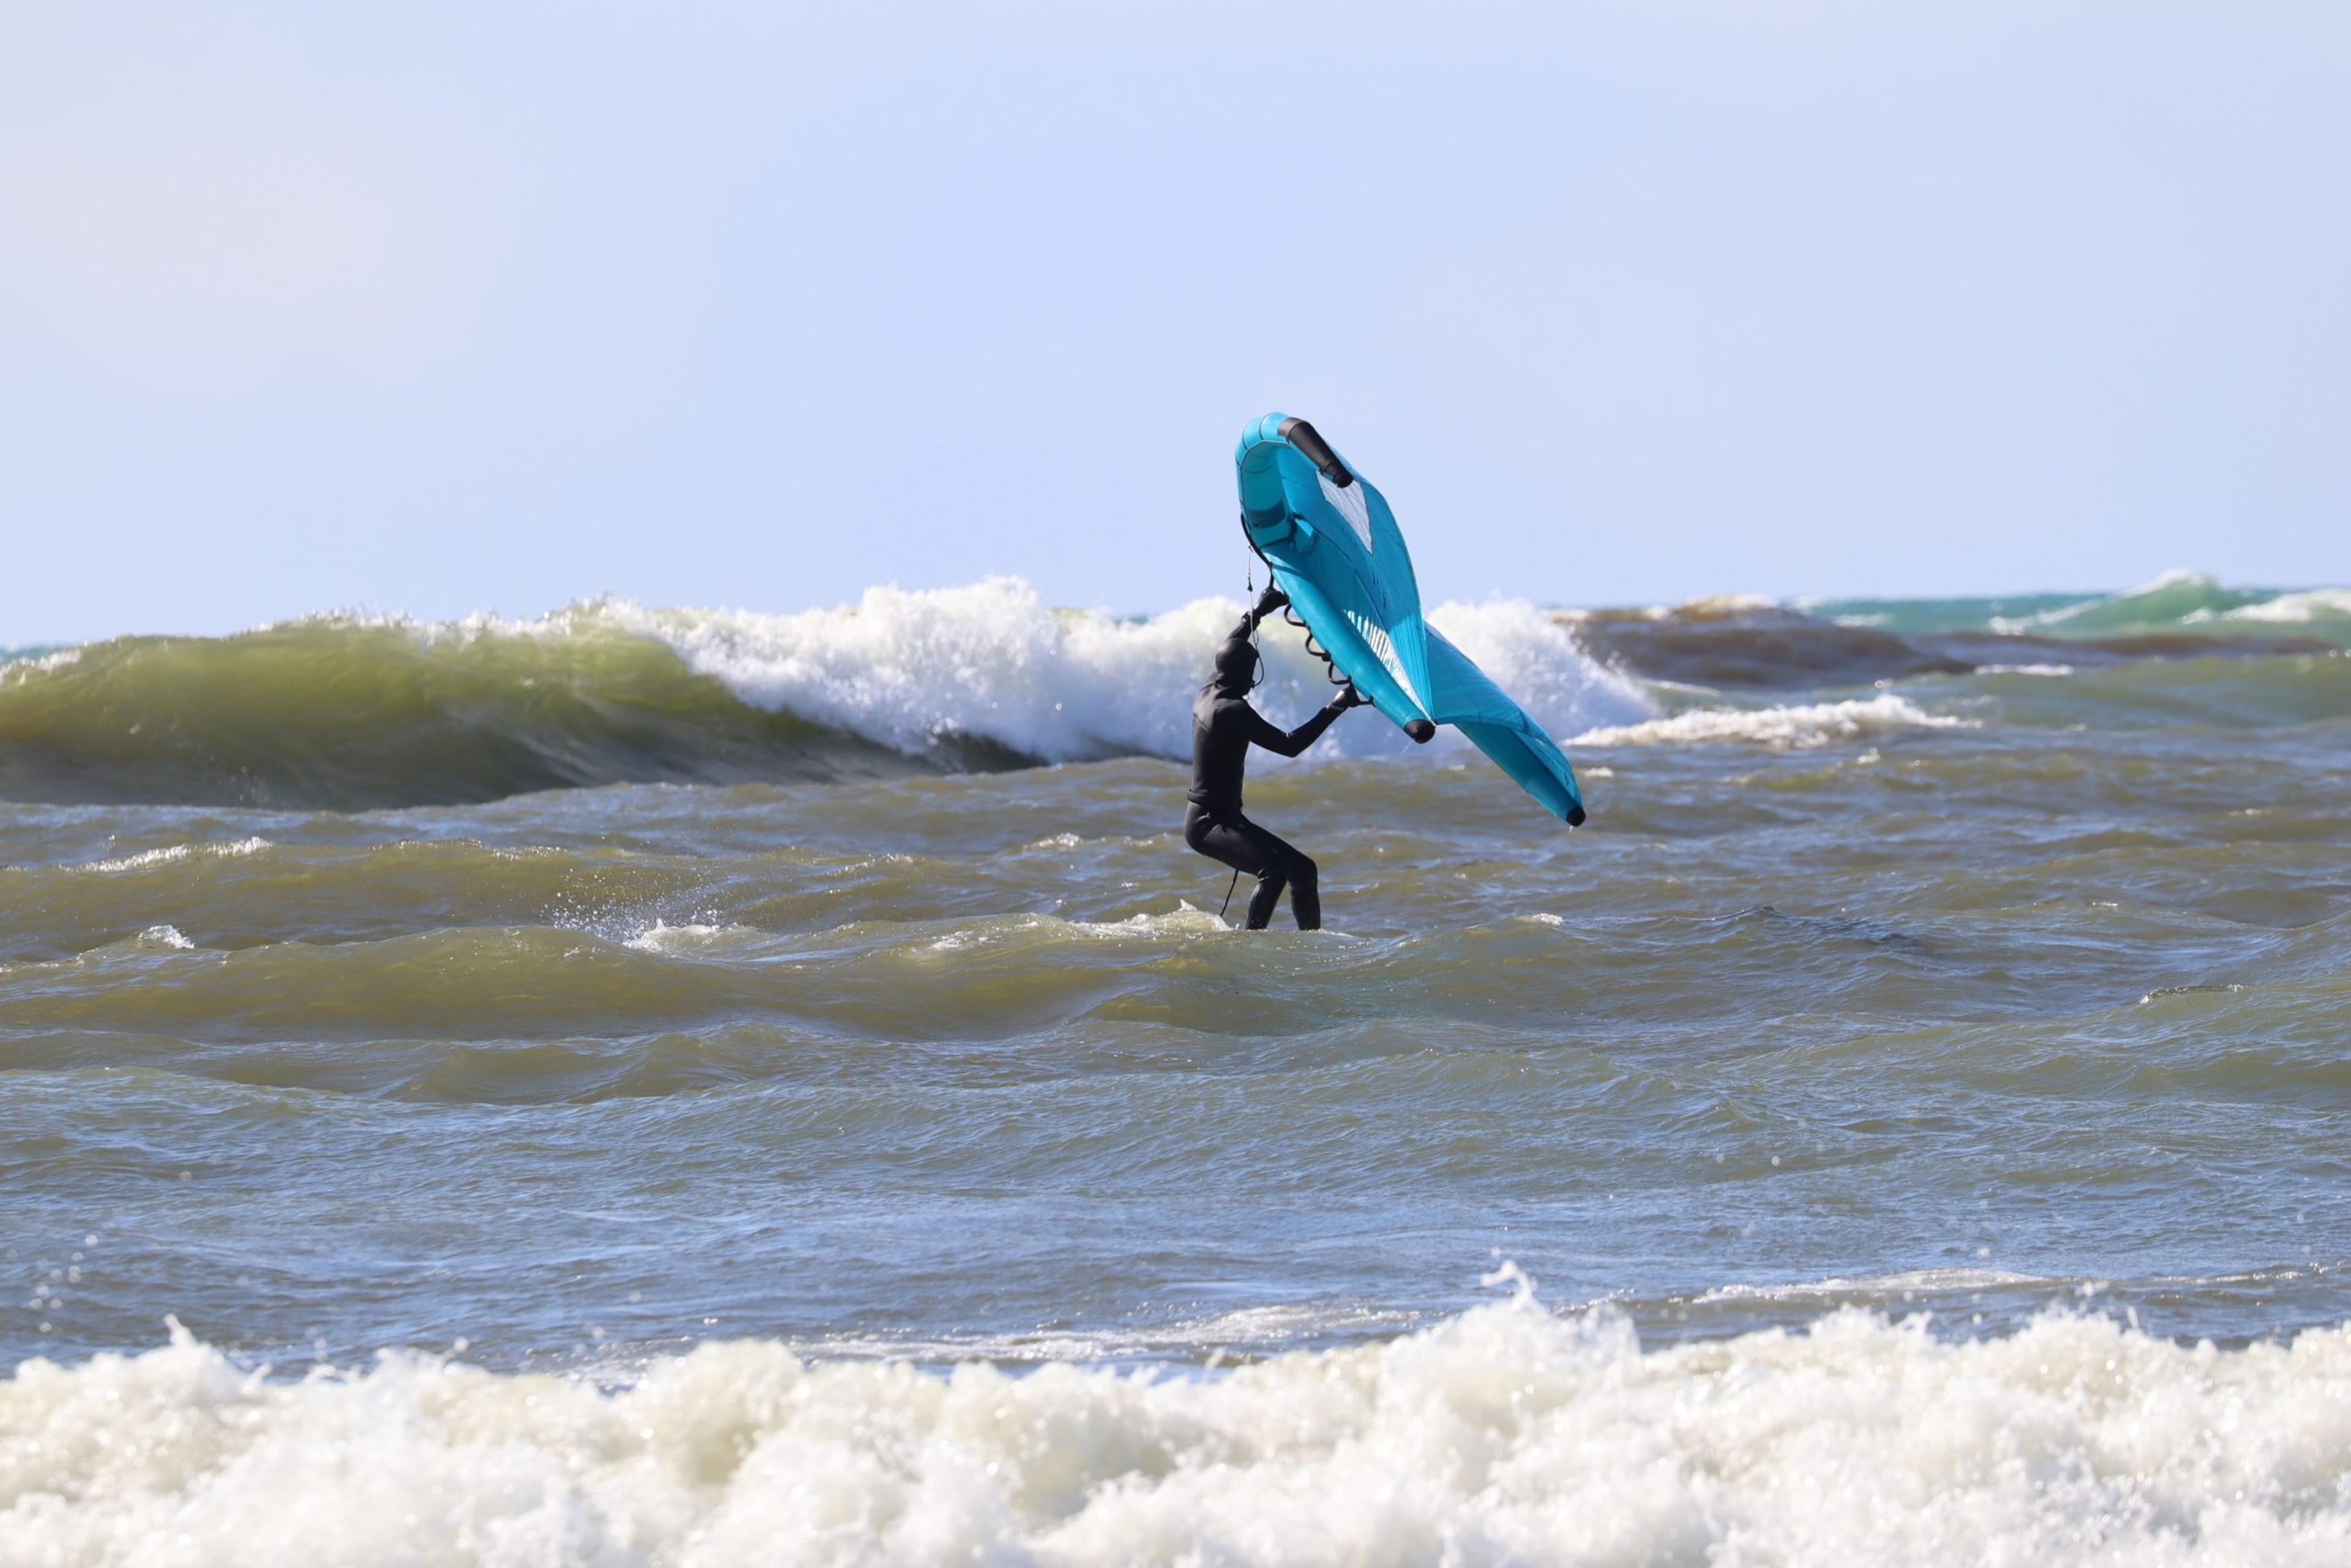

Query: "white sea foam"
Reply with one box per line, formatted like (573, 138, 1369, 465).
(2222, 588, 2351, 625)
(1070, 902, 1238, 939)
(75, 844, 191, 874)
(69, 838, 271, 875)
(1977, 662, 2075, 677)
(0, 645, 83, 679)
(927, 906, 1237, 952)
(1693, 1267, 2050, 1304)
(797, 1300, 1425, 1366)
(619, 579, 1652, 763)
(133, 925, 194, 950)
(1572, 693, 1972, 749)
(7, 1304, 2350, 1565)
(620, 921, 734, 954)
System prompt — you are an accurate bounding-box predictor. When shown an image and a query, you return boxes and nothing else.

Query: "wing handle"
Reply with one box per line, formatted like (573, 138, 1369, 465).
(1276, 418, 1354, 488)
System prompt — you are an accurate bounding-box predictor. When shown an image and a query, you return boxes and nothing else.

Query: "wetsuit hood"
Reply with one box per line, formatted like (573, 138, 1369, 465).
(1210, 638, 1259, 695)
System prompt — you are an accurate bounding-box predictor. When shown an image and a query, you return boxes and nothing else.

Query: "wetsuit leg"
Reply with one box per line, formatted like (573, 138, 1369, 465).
(1243, 844, 1289, 930)
(1184, 808, 1319, 931)
(1185, 807, 1283, 928)
(1284, 843, 1320, 931)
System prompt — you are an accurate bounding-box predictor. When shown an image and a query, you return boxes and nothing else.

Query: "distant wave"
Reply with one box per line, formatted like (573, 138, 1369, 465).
(2221, 587, 2351, 626)
(0, 581, 1650, 811)
(1993, 568, 2274, 634)
(9, 1300, 2349, 1564)
(1573, 693, 1971, 749)
(1570, 574, 2341, 692)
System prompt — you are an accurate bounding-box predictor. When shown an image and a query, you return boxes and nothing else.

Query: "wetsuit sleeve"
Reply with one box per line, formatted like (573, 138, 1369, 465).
(1243, 697, 1350, 759)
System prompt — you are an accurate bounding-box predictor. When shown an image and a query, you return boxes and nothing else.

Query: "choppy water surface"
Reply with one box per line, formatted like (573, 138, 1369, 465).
(4, 572, 2349, 1563)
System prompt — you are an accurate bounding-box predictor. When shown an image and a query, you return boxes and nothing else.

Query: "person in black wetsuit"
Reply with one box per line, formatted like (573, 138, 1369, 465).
(1185, 583, 1367, 930)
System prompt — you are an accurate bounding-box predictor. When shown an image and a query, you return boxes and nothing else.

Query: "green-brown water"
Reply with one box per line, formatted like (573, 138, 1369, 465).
(4, 574, 2349, 1562)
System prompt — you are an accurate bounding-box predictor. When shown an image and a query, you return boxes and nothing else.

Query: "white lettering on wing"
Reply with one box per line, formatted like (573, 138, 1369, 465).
(1344, 608, 1420, 706)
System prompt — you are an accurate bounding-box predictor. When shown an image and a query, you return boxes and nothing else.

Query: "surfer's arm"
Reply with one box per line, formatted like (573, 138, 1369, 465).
(1244, 694, 1352, 759)
(1212, 586, 1289, 658)
(1242, 583, 1288, 633)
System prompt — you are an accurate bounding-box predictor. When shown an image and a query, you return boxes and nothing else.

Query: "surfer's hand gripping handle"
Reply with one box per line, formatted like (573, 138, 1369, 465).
(1332, 683, 1368, 711)
(1251, 583, 1289, 623)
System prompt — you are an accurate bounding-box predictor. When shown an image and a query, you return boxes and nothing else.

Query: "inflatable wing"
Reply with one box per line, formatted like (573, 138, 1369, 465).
(1234, 413, 1586, 825)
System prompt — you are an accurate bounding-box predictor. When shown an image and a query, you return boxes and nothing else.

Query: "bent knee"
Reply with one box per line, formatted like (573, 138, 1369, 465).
(1289, 852, 1318, 885)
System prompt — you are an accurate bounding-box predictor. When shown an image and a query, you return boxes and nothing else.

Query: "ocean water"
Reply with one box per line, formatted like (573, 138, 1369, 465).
(4, 570, 2349, 1564)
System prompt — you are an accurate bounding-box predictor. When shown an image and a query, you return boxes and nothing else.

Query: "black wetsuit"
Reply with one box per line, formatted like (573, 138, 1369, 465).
(1184, 610, 1352, 930)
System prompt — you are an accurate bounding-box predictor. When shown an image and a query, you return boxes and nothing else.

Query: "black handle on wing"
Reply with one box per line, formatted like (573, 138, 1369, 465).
(1277, 418, 1354, 488)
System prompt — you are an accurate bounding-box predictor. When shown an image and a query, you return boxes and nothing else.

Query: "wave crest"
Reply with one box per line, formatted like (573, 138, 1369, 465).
(2222, 588, 2351, 626)
(637, 580, 1652, 763)
(0, 582, 1648, 810)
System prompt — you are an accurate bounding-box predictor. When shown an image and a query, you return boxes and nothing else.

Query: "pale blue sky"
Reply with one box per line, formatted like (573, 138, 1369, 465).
(3, 1, 2345, 642)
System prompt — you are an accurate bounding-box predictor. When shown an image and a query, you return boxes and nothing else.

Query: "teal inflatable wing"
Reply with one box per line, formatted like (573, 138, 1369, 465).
(1234, 413, 1586, 826)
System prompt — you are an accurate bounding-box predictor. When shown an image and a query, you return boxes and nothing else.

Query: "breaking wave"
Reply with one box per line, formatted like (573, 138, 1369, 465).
(6, 1299, 2349, 1566)
(0, 581, 1649, 811)
(3, 572, 2336, 810)
(2221, 587, 2351, 627)
(630, 582, 1649, 767)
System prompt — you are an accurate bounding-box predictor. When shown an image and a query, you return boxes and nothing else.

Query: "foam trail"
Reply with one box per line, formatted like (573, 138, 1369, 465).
(1573, 692, 1971, 748)
(7, 1305, 2349, 1565)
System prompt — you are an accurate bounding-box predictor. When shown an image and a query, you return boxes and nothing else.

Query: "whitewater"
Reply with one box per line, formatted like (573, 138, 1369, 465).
(12, 1300, 2351, 1566)
(4, 571, 2350, 1565)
